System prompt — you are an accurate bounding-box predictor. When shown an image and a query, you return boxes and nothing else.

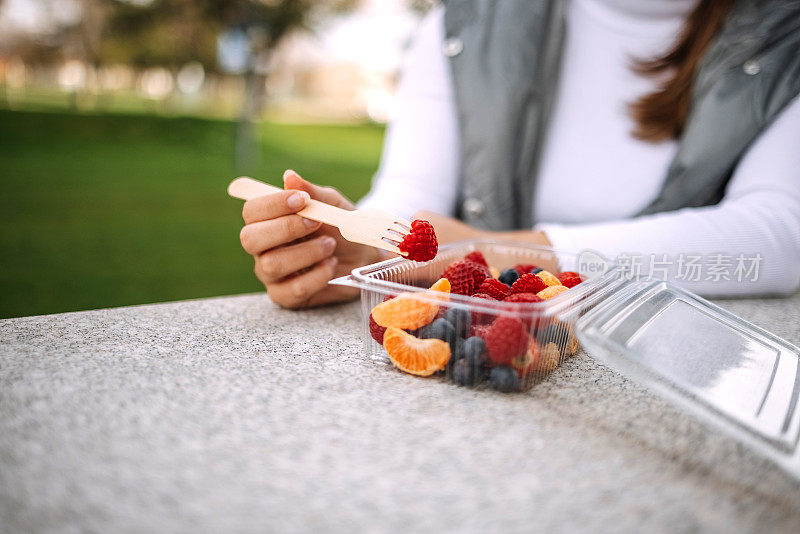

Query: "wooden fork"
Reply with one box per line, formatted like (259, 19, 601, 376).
(228, 176, 412, 256)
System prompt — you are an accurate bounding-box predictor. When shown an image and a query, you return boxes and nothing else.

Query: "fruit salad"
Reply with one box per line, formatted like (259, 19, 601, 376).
(367, 250, 584, 392)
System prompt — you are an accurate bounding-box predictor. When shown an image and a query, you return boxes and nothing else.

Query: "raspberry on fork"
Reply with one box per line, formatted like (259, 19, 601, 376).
(398, 219, 438, 262)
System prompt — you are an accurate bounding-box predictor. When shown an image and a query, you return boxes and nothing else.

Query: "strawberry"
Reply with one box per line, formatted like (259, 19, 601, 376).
(464, 251, 488, 267)
(483, 316, 530, 365)
(398, 219, 438, 262)
(442, 259, 490, 295)
(477, 278, 513, 300)
(558, 271, 583, 288)
(511, 273, 547, 294)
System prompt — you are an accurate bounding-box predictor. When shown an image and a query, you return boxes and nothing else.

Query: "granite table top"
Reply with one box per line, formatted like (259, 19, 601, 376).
(2, 291, 800, 533)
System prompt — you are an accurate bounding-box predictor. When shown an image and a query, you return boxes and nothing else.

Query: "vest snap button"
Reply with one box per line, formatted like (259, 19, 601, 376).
(463, 198, 485, 217)
(743, 59, 761, 75)
(442, 37, 464, 57)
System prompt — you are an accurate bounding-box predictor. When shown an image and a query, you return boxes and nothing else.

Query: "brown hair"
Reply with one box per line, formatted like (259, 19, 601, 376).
(629, 0, 734, 142)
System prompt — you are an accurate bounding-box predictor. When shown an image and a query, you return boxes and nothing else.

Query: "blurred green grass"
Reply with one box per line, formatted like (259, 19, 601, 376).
(0, 108, 385, 318)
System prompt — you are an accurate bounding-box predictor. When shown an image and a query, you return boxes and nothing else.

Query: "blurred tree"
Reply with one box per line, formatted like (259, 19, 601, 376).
(98, 0, 359, 171)
(98, 0, 358, 70)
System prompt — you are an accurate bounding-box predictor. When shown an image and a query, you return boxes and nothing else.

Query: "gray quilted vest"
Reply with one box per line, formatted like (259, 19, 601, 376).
(444, 0, 800, 230)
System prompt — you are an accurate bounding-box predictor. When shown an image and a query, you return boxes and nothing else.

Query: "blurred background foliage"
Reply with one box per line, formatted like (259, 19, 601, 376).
(0, 0, 432, 318)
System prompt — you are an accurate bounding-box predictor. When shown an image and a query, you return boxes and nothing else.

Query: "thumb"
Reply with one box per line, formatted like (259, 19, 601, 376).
(283, 169, 352, 210)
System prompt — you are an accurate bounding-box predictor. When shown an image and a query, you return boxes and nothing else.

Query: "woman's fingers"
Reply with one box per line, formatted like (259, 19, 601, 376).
(283, 169, 354, 210)
(267, 256, 339, 308)
(242, 189, 311, 224)
(240, 215, 321, 256)
(255, 235, 337, 283)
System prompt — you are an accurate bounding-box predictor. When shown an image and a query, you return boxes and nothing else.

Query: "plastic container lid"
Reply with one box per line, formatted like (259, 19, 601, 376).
(575, 279, 800, 477)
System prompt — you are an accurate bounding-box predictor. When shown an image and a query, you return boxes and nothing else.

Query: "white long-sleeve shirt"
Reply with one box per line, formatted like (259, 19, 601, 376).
(358, 1, 800, 296)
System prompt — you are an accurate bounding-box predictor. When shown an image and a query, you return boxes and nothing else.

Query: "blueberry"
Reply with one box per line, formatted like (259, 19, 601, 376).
(532, 267, 544, 274)
(458, 336, 488, 367)
(452, 358, 485, 386)
(498, 268, 520, 286)
(442, 307, 471, 338)
(489, 366, 520, 392)
(420, 318, 457, 350)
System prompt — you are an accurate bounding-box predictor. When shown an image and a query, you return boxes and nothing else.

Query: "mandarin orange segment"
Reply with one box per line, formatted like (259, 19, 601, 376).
(428, 277, 451, 294)
(370, 278, 450, 329)
(536, 270, 562, 288)
(537, 284, 568, 300)
(382, 327, 451, 376)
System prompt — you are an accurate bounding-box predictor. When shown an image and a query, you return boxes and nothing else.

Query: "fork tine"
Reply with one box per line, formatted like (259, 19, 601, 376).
(389, 221, 410, 236)
(385, 226, 406, 240)
(372, 238, 402, 255)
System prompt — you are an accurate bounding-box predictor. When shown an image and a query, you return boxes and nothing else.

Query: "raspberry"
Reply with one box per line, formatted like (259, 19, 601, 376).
(511, 273, 547, 294)
(483, 316, 530, 366)
(470, 324, 491, 339)
(464, 251, 488, 267)
(503, 293, 544, 329)
(513, 264, 536, 274)
(536, 270, 562, 288)
(558, 271, 583, 288)
(368, 295, 395, 345)
(477, 278, 513, 300)
(470, 292, 499, 325)
(442, 259, 490, 295)
(537, 285, 568, 300)
(398, 219, 438, 262)
(369, 314, 387, 345)
(503, 292, 544, 304)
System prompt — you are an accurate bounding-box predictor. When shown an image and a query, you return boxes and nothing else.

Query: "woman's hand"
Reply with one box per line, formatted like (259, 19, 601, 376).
(239, 170, 383, 308)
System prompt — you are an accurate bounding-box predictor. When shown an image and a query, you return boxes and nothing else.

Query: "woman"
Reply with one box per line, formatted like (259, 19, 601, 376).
(239, 0, 800, 308)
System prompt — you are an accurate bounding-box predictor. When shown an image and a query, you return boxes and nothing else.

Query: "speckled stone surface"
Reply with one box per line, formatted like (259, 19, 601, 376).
(1, 291, 800, 533)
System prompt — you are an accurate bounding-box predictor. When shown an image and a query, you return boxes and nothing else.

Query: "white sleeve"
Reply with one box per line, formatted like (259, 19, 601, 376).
(357, 6, 460, 220)
(539, 94, 800, 297)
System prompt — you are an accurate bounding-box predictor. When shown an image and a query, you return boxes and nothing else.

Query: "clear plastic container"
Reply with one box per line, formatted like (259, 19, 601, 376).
(331, 239, 621, 390)
(331, 238, 800, 478)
